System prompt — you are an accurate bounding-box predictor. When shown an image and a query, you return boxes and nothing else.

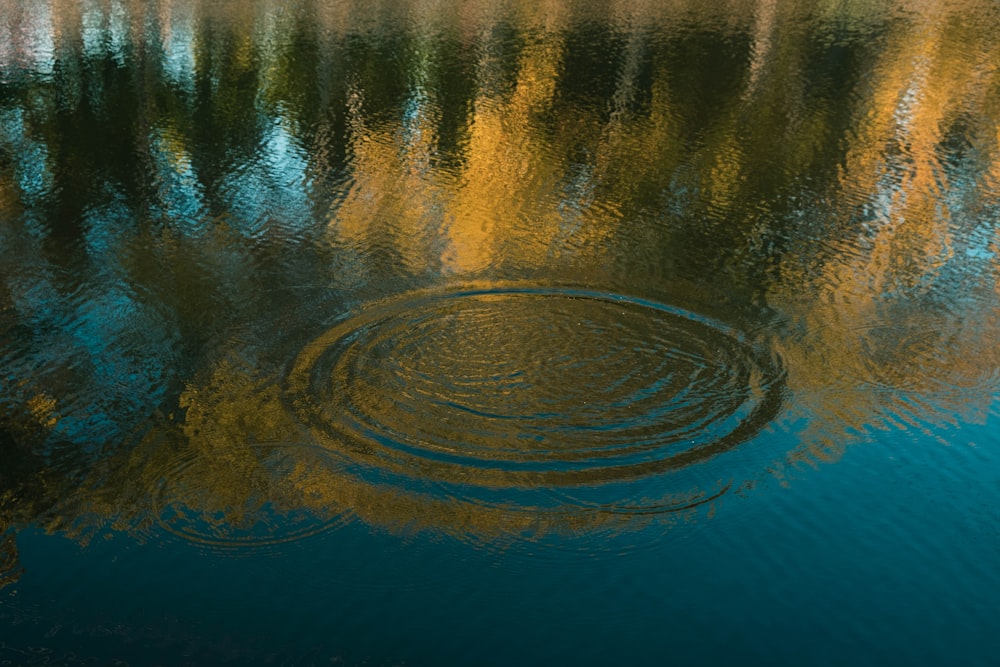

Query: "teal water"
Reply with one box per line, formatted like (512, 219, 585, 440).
(2, 0, 1000, 664)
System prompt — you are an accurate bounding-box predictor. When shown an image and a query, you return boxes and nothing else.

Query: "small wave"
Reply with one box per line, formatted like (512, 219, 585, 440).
(285, 283, 785, 537)
(151, 443, 354, 552)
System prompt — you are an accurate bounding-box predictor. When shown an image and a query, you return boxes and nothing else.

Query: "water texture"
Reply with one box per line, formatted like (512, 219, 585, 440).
(1, 0, 1000, 664)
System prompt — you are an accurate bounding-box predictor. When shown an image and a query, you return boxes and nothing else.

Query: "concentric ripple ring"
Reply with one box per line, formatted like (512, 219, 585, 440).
(152, 443, 353, 549)
(287, 285, 785, 489)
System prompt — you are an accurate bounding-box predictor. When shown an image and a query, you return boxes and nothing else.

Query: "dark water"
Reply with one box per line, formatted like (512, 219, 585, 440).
(2, 0, 1000, 664)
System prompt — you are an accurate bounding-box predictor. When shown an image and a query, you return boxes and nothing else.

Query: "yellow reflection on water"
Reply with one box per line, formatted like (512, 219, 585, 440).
(445, 28, 568, 272)
(114, 355, 686, 545)
(131, 282, 775, 546)
(765, 0, 1000, 466)
(2, 0, 1000, 553)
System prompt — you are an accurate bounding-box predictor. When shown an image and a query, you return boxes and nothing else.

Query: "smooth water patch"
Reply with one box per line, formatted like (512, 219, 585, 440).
(286, 284, 785, 538)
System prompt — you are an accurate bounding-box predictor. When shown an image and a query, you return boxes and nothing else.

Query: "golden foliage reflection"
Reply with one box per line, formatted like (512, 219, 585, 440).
(1, 0, 1000, 554)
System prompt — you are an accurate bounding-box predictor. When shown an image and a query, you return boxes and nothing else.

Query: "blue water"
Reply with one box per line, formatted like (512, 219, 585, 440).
(4, 413, 998, 665)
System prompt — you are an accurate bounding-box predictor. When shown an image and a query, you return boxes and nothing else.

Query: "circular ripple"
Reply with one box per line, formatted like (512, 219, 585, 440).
(152, 443, 354, 550)
(287, 285, 785, 495)
(845, 322, 1000, 394)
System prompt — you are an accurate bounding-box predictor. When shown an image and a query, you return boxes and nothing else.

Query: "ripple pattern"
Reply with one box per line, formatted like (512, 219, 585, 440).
(847, 321, 1000, 395)
(152, 443, 353, 550)
(288, 286, 785, 506)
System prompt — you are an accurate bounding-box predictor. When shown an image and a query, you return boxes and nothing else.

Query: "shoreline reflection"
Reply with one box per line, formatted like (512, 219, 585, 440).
(0, 0, 998, 586)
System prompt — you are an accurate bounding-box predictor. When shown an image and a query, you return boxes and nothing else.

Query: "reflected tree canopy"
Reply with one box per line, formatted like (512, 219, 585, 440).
(2, 0, 1000, 574)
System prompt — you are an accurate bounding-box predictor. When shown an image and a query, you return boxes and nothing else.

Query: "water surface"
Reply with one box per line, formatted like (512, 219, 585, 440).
(2, 0, 1000, 664)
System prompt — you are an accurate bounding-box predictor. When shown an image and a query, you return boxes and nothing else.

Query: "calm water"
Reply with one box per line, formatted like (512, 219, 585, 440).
(2, 0, 1000, 664)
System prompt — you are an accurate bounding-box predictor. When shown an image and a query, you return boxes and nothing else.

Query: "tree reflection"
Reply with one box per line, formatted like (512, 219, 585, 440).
(1, 0, 999, 566)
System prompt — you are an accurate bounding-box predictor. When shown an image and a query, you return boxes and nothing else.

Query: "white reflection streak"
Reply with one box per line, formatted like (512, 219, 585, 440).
(0, 5, 12, 72)
(745, 0, 777, 97)
(892, 56, 928, 141)
(151, 125, 207, 233)
(400, 43, 438, 180)
(80, 0, 128, 65)
(26, 0, 54, 75)
(265, 116, 312, 190)
(0, 108, 49, 198)
(0, 106, 54, 239)
(81, 0, 104, 60)
(108, 0, 129, 66)
(872, 49, 950, 255)
(0, 0, 56, 77)
(160, 0, 197, 93)
(224, 113, 313, 238)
